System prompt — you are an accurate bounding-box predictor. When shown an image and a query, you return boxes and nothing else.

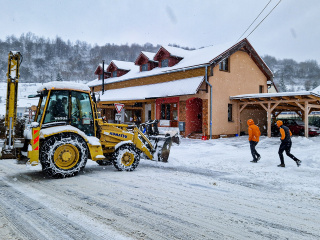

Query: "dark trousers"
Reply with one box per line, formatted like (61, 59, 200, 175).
(278, 141, 299, 164)
(250, 141, 260, 161)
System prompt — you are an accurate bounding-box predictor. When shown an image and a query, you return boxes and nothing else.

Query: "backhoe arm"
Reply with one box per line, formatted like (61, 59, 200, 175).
(2, 51, 22, 156)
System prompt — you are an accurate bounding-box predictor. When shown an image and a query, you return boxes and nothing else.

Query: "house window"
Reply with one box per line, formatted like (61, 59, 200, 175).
(219, 58, 229, 72)
(228, 104, 233, 122)
(161, 59, 169, 68)
(259, 85, 264, 93)
(161, 104, 166, 119)
(142, 63, 148, 71)
(161, 103, 172, 120)
(112, 71, 117, 77)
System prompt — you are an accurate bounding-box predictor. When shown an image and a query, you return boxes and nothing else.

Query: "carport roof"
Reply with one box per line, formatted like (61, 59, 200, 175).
(230, 91, 320, 101)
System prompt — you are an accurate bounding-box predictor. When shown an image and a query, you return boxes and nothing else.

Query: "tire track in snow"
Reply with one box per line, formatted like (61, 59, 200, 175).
(1, 159, 320, 240)
(0, 180, 106, 240)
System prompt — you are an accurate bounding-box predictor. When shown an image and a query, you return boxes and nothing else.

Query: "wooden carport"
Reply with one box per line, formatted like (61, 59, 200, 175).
(230, 92, 320, 138)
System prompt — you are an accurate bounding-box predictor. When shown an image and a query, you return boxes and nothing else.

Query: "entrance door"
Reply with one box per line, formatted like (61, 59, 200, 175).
(186, 98, 202, 136)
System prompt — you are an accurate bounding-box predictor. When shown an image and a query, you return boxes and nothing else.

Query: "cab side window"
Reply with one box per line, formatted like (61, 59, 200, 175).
(43, 90, 69, 124)
(71, 91, 94, 136)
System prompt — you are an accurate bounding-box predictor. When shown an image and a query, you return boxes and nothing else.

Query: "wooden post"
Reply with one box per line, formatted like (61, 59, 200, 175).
(266, 103, 270, 138)
(236, 102, 240, 136)
(238, 103, 248, 136)
(151, 101, 155, 120)
(304, 101, 309, 138)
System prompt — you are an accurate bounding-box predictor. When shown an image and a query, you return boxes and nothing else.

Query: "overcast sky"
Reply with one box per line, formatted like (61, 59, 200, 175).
(1, 0, 319, 63)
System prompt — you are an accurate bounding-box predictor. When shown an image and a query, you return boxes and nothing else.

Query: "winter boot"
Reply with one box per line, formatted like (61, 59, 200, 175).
(257, 156, 261, 161)
(277, 164, 285, 168)
(250, 160, 258, 163)
(296, 160, 302, 167)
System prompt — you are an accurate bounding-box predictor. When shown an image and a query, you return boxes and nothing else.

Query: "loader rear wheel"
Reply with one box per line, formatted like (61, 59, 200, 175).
(113, 144, 140, 171)
(40, 132, 88, 178)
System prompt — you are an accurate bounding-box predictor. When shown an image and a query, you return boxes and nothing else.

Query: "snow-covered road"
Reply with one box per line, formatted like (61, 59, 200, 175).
(1, 136, 320, 239)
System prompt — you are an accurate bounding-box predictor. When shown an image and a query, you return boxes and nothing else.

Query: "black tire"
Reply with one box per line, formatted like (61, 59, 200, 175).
(112, 144, 140, 171)
(40, 132, 88, 178)
(299, 129, 305, 136)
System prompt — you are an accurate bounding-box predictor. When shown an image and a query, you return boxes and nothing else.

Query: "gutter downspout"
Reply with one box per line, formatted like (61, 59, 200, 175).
(205, 65, 212, 139)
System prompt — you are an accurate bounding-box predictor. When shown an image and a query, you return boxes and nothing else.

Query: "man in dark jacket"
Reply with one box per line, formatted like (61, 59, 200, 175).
(276, 120, 302, 167)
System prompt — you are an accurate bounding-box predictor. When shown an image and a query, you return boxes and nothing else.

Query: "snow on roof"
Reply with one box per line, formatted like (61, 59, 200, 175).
(97, 63, 108, 71)
(230, 90, 320, 100)
(111, 60, 136, 70)
(38, 81, 90, 92)
(312, 85, 320, 94)
(160, 45, 191, 58)
(88, 40, 245, 88)
(141, 51, 156, 61)
(99, 76, 204, 101)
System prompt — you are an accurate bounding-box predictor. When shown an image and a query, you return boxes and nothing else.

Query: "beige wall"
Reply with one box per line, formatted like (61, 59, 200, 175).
(209, 51, 268, 136)
(240, 109, 267, 135)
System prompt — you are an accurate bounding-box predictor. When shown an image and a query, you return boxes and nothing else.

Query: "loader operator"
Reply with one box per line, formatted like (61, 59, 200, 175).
(52, 98, 67, 121)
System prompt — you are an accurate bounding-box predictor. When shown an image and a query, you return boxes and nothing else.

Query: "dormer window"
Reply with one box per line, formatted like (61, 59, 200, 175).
(142, 64, 148, 72)
(161, 59, 169, 68)
(112, 71, 117, 77)
(219, 58, 229, 72)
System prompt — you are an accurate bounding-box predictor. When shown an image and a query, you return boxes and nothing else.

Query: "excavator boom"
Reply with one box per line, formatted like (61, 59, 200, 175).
(1, 51, 22, 158)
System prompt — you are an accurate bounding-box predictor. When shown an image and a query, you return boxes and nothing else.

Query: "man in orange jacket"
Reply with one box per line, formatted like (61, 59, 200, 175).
(247, 119, 261, 163)
(276, 120, 302, 167)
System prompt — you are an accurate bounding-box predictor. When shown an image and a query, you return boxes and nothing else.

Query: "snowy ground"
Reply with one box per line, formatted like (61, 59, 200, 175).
(0, 135, 319, 239)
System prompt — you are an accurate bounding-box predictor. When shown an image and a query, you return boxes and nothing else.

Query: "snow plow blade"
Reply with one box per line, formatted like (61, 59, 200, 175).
(150, 135, 172, 162)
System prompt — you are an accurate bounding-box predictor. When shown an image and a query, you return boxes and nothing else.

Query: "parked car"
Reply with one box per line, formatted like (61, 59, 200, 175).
(279, 119, 320, 137)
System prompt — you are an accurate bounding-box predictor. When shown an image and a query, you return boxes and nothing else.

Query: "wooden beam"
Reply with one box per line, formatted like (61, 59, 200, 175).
(239, 103, 248, 113)
(308, 104, 320, 109)
(271, 97, 281, 101)
(274, 111, 283, 117)
(294, 111, 302, 117)
(275, 106, 301, 111)
(295, 102, 305, 111)
(282, 96, 292, 100)
(270, 102, 280, 112)
(259, 103, 268, 111)
(308, 95, 320, 100)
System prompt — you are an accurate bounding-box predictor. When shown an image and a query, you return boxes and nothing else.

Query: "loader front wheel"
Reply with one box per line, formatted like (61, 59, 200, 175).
(113, 144, 140, 171)
(40, 133, 88, 178)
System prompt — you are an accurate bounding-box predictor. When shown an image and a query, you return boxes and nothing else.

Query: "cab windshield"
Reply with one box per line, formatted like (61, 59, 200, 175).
(37, 90, 95, 136)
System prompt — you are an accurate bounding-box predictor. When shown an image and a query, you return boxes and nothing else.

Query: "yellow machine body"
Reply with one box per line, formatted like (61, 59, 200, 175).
(1, 51, 171, 178)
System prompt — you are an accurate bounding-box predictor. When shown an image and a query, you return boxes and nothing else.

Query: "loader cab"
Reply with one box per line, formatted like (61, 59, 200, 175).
(34, 88, 96, 136)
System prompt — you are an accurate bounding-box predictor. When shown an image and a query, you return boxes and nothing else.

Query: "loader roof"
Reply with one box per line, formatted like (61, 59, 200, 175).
(38, 81, 90, 92)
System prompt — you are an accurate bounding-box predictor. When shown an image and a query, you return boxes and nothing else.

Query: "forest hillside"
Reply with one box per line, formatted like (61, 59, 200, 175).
(1, 33, 319, 91)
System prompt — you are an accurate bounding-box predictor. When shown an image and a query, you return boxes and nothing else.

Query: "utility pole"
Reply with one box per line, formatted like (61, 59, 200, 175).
(102, 60, 105, 95)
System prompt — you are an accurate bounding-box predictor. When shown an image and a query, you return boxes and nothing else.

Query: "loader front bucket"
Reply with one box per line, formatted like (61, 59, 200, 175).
(150, 135, 172, 162)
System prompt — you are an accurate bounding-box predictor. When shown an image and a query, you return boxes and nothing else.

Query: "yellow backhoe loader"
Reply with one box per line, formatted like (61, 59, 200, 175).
(0, 52, 173, 178)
